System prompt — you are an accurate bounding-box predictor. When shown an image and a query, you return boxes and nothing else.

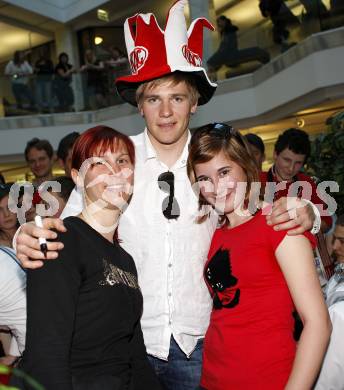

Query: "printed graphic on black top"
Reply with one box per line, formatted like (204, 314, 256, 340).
(205, 248, 240, 309)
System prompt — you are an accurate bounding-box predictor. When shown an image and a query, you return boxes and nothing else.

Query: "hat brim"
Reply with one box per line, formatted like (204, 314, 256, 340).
(115, 67, 217, 107)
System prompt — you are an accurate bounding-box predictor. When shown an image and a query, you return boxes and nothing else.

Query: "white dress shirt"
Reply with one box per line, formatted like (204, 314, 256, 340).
(61, 130, 217, 360)
(0, 246, 26, 356)
(314, 275, 344, 390)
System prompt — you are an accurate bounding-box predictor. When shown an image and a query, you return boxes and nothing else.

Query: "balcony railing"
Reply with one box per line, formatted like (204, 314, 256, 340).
(0, 67, 127, 118)
(0, 0, 343, 117)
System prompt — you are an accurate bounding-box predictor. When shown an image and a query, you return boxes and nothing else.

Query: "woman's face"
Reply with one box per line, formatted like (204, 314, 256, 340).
(194, 151, 247, 216)
(60, 54, 68, 64)
(0, 195, 18, 231)
(76, 141, 134, 212)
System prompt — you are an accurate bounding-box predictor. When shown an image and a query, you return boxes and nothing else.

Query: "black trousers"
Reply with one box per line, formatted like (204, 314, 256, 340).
(10, 373, 131, 390)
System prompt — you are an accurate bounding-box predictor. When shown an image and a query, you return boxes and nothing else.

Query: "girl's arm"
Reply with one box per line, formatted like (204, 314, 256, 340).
(276, 234, 331, 390)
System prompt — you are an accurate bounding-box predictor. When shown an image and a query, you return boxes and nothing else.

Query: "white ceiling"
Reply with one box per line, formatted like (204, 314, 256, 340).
(0, 22, 52, 61)
(2, 0, 109, 22)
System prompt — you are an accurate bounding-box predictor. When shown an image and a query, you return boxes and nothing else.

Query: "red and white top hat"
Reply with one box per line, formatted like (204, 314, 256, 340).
(115, 0, 217, 106)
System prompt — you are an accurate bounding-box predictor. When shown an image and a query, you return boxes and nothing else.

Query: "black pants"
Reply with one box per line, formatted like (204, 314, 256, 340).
(73, 374, 131, 390)
(10, 373, 131, 390)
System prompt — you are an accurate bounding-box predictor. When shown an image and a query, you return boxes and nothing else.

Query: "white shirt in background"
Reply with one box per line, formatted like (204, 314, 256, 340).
(0, 246, 26, 356)
(314, 274, 344, 390)
(4, 60, 33, 85)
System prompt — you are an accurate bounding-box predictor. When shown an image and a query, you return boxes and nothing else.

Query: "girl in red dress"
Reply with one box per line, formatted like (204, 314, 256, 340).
(187, 123, 331, 390)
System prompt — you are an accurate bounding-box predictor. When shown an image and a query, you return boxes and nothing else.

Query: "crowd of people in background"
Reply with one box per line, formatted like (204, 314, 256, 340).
(4, 46, 130, 114)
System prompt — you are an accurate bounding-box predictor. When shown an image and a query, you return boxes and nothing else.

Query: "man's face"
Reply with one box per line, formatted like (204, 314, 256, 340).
(27, 147, 54, 179)
(139, 80, 198, 148)
(273, 148, 306, 181)
(333, 224, 344, 263)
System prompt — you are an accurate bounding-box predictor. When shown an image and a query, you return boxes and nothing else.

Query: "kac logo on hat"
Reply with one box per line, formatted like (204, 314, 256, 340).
(115, 0, 217, 106)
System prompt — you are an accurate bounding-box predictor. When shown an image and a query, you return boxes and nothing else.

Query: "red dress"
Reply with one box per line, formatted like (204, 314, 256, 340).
(201, 209, 314, 390)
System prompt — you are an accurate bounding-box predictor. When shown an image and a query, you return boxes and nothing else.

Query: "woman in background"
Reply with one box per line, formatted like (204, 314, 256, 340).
(54, 52, 75, 112)
(4, 51, 35, 110)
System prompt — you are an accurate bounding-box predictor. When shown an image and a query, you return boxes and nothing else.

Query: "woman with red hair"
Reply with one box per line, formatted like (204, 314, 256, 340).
(13, 126, 161, 390)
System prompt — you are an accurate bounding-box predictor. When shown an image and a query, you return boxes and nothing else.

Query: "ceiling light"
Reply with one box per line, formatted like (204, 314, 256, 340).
(94, 36, 103, 45)
(97, 9, 109, 22)
(296, 118, 305, 128)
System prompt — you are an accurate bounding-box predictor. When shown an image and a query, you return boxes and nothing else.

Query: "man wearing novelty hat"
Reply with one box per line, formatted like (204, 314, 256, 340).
(16, 1, 319, 388)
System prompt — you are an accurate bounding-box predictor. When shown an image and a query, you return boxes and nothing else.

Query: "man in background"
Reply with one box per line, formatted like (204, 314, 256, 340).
(56, 132, 79, 178)
(315, 214, 344, 389)
(261, 128, 332, 232)
(24, 138, 55, 187)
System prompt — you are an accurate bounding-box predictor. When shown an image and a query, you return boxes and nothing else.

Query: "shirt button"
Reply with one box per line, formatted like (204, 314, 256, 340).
(168, 292, 172, 297)
(169, 320, 172, 325)
(168, 263, 172, 267)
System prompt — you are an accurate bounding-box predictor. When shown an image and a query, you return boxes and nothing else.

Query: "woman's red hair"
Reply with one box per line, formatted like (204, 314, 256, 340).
(71, 125, 135, 170)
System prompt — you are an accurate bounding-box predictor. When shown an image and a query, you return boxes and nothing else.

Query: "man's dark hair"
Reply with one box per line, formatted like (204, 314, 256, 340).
(244, 133, 265, 154)
(274, 128, 311, 161)
(25, 138, 54, 161)
(216, 15, 238, 35)
(50, 176, 75, 202)
(57, 132, 79, 162)
(337, 214, 344, 227)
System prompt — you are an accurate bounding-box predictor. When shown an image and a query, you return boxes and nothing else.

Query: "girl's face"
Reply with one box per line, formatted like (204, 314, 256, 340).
(60, 55, 68, 64)
(194, 151, 247, 216)
(0, 195, 17, 231)
(74, 141, 134, 212)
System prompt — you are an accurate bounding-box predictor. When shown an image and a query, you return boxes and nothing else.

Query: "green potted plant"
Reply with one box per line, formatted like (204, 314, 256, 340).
(307, 110, 344, 216)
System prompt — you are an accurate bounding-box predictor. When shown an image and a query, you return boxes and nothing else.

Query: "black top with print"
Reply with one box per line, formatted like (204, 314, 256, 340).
(21, 217, 160, 390)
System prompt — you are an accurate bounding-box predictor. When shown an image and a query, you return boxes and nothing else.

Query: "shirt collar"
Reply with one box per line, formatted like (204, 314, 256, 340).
(141, 128, 191, 168)
(142, 128, 157, 161)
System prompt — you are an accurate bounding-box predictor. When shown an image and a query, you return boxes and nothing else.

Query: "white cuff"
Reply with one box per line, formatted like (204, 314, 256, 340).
(303, 199, 321, 235)
(12, 224, 24, 253)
